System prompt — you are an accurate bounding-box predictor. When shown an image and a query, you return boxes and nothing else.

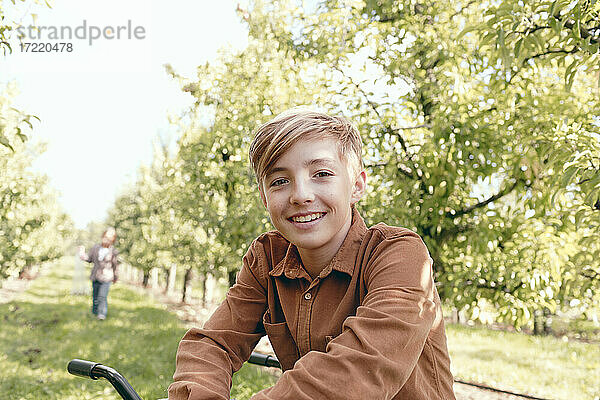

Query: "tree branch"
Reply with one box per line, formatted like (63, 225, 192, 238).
(514, 24, 551, 36)
(447, 178, 522, 219)
(522, 48, 579, 67)
(475, 281, 522, 295)
(434, 222, 475, 243)
(333, 65, 423, 179)
(365, 162, 414, 179)
(449, 0, 477, 20)
(397, 124, 431, 130)
(582, 269, 599, 280)
(562, 19, 600, 46)
(376, 13, 403, 23)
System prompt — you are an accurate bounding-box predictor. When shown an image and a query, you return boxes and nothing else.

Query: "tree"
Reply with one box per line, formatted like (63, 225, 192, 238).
(0, 85, 73, 279)
(110, 0, 598, 328)
(465, 0, 600, 318)
(170, 0, 598, 328)
(0, 0, 48, 149)
(167, 18, 324, 287)
(468, 0, 599, 90)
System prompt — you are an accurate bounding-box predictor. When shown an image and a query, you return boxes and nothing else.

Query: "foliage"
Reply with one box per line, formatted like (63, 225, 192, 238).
(106, 0, 599, 329)
(167, 23, 327, 285)
(228, 0, 600, 328)
(0, 0, 49, 150)
(0, 85, 73, 279)
(463, 0, 600, 317)
(107, 141, 209, 292)
(73, 220, 108, 250)
(465, 0, 600, 90)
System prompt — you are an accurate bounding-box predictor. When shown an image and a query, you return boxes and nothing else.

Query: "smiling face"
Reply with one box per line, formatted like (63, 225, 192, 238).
(260, 136, 366, 265)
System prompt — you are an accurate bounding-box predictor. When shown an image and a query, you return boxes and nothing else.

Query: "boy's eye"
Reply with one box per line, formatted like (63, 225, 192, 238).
(270, 178, 288, 187)
(315, 171, 333, 178)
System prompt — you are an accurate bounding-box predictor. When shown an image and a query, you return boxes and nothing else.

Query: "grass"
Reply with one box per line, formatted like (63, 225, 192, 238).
(447, 323, 600, 400)
(0, 258, 276, 400)
(2, 258, 598, 400)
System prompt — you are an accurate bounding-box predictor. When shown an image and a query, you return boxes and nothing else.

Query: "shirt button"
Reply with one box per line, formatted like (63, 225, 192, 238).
(304, 292, 312, 300)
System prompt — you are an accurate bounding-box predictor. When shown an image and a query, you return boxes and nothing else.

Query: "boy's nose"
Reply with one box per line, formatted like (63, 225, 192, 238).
(289, 181, 314, 204)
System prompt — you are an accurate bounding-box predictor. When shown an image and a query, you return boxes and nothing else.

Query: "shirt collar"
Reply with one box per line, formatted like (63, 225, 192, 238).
(269, 207, 368, 280)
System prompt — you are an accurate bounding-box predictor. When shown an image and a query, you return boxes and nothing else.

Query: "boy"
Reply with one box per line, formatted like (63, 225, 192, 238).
(168, 109, 456, 399)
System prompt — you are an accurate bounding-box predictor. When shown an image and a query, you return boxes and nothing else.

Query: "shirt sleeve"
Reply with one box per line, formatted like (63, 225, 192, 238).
(168, 240, 269, 400)
(251, 229, 437, 400)
(112, 249, 120, 280)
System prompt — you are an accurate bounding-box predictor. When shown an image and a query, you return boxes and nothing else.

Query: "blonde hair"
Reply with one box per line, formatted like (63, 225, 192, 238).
(249, 108, 364, 185)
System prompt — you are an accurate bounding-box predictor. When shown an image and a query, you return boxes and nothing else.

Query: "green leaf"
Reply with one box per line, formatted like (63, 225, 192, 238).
(549, 0, 559, 16)
(584, 187, 600, 207)
(457, 25, 479, 40)
(561, 166, 579, 187)
(514, 38, 523, 58)
(549, 17, 561, 35)
(0, 135, 14, 151)
(15, 127, 27, 143)
(565, 58, 578, 89)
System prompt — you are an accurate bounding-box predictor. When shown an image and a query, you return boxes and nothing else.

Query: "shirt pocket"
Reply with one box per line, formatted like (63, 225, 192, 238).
(262, 310, 299, 371)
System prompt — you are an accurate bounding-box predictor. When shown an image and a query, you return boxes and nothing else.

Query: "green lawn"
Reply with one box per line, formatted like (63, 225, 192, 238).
(2, 258, 599, 400)
(447, 323, 600, 400)
(0, 258, 276, 400)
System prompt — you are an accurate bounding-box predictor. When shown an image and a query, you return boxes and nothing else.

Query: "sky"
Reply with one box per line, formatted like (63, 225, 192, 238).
(0, 0, 248, 229)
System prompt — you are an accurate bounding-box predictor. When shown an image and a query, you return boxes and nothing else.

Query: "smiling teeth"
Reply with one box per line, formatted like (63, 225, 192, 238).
(292, 213, 324, 223)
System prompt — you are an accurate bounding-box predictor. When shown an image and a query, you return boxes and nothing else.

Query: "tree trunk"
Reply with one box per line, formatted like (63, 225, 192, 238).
(142, 270, 150, 287)
(182, 267, 193, 303)
(533, 309, 551, 335)
(200, 273, 207, 307)
(150, 268, 158, 289)
(166, 264, 177, 295)
(164, 267, 171, 294)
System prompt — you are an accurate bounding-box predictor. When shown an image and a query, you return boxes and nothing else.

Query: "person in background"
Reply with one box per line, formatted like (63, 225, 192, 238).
(79, 227, 119, 320)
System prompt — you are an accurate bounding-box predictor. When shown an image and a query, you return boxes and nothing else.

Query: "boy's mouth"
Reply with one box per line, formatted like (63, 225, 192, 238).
(289, 212, 325, 223)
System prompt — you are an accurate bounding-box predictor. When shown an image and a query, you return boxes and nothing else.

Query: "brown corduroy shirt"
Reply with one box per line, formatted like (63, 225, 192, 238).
(168, 209, 456, 399)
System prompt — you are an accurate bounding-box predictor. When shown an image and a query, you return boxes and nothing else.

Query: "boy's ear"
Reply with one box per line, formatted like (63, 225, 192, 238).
(350, 170, 367, 205)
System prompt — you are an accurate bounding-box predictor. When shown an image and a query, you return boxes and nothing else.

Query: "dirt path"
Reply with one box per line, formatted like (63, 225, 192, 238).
(0, 275, 36, 304)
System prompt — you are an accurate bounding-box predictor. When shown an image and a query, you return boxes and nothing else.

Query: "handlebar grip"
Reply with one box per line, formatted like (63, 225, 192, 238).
(68, 359, 101, 379)
(67, 359, 143, 400)
(248, 352, 281, 369)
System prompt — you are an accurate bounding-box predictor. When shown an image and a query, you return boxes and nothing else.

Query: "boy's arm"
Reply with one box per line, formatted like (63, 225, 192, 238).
(251, 229, 440, 400)
(168, 240, 268, 400)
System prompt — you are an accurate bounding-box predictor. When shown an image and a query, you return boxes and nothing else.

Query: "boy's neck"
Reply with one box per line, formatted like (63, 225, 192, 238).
(296, 211, 354, 280)
(297, 248, 333, 280)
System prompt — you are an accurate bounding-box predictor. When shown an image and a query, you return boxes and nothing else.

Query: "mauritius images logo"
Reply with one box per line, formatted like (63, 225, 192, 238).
(16, 19, 146, 46)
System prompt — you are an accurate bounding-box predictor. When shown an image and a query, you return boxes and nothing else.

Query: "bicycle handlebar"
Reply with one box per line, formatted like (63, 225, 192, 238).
(67, 359, 142, 400)
(67, 352, 279, 400)
(248, 352, 281, 369)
